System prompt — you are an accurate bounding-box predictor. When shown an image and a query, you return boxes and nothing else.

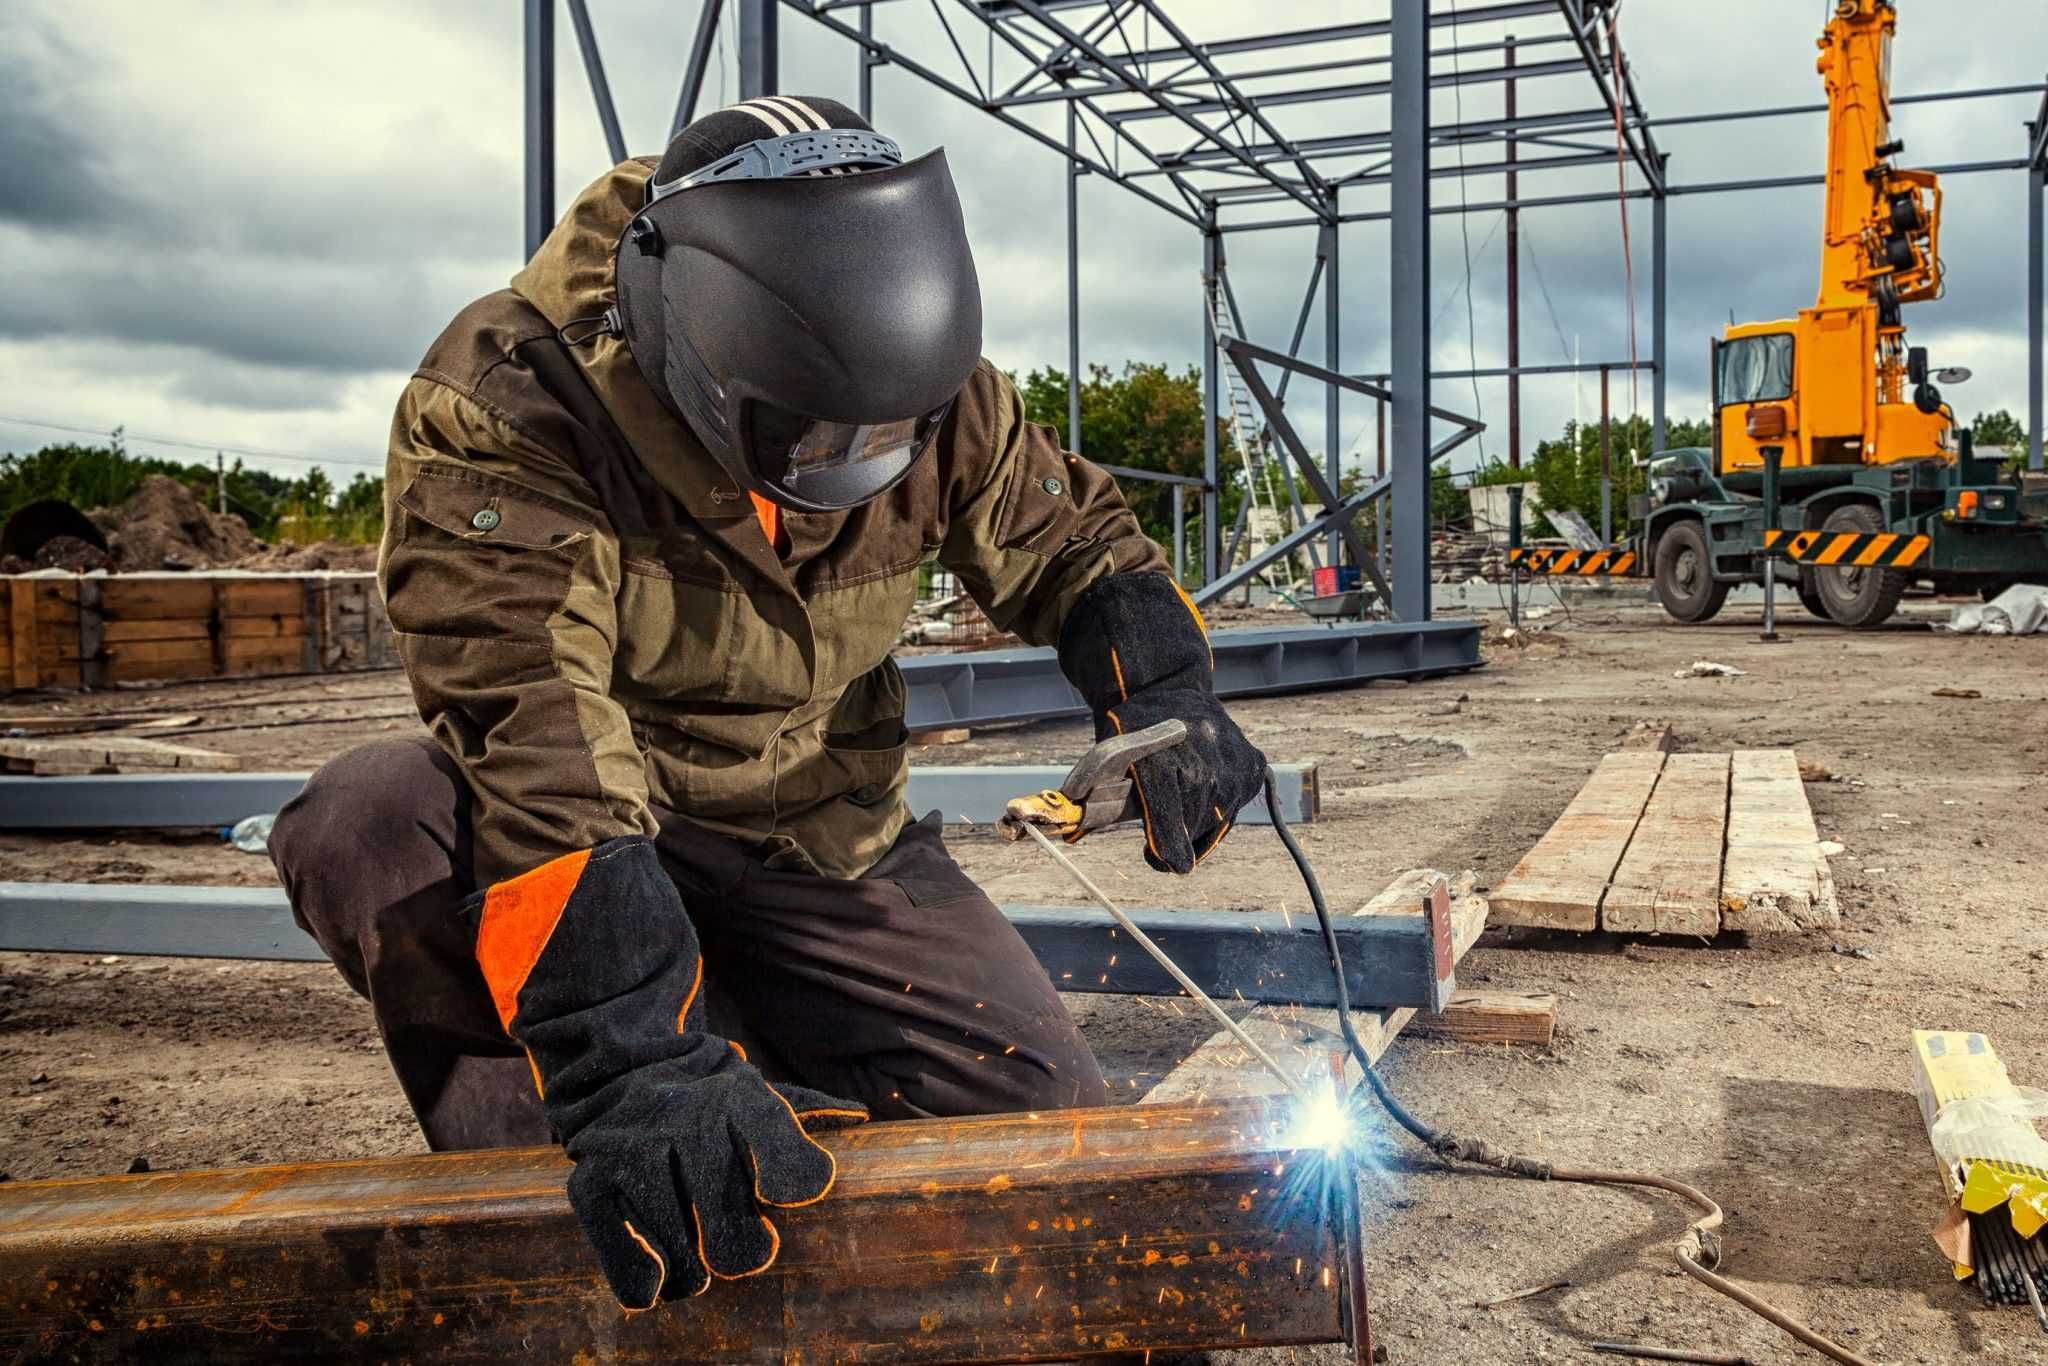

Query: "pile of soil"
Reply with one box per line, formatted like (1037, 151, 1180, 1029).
(91, 475, 261, 571)
(232, 540, 378, 573)
(0, 535, 111, 574)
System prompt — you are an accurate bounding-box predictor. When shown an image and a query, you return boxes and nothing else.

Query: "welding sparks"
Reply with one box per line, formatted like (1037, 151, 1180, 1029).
(1289, 1083, 1357, 1155)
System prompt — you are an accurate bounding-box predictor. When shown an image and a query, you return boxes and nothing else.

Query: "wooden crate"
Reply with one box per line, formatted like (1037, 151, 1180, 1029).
(1, 572, 392, 695)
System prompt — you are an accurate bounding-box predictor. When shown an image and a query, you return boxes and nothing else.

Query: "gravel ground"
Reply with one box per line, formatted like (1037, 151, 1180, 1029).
(4, 596, 2046, 1363)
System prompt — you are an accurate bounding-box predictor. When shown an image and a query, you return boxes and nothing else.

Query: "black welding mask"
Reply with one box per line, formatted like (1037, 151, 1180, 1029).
(614, 97, 984, 512)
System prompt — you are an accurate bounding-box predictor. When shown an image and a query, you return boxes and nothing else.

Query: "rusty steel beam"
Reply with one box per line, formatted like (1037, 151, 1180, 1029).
(0, 1099, 1365, 1363)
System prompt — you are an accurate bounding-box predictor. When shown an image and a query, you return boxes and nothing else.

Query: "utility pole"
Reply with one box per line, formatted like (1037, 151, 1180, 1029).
(1505, 36, 1521, 468)
(216, 452, 227, 516)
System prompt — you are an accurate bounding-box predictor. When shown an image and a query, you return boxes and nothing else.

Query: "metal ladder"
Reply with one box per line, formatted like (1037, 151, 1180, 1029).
(1203, 274, 1295, 588)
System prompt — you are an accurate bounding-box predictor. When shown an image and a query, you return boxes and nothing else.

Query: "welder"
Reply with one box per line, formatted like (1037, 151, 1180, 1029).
(269, 96, 1266, 1309)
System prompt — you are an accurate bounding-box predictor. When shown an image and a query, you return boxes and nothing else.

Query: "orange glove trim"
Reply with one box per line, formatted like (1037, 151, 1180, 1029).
(1171, 580, 1214, 669)
(475, 847, 592, 1032)
(618, 1218, 669, 1312)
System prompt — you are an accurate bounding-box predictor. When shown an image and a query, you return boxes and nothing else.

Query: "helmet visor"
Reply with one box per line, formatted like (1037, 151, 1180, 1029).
(745, 399, 952, 510)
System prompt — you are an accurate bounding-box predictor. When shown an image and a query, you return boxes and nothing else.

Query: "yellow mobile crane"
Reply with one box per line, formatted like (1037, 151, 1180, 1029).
(1554, 0, 2048, 626)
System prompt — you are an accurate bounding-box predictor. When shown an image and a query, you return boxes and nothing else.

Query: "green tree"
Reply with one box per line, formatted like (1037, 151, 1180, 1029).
(1017, 362, 1241, 575)
(1971, 409, 2026, 452)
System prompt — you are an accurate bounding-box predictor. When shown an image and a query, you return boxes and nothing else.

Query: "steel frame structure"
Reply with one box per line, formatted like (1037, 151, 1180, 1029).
(523, 1, 2048, 621)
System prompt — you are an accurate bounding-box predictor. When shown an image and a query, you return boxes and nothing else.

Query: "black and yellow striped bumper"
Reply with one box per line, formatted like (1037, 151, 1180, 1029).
(1506, 546, 1639, 576)
(1761, 529, 1931, 568)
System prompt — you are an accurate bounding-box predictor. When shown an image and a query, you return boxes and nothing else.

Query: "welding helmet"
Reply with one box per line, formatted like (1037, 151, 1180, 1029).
(613, 97, 983, 512)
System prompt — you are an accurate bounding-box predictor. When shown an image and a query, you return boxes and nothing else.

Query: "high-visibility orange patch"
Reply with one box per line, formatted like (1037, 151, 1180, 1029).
(476, 848, 591, 1031)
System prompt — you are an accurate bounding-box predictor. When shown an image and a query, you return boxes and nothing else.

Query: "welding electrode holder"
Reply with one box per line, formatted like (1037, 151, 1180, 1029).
(995, 719, 1189, 843)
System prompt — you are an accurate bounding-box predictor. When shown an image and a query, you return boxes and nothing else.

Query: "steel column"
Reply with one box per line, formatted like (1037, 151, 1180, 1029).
(2033, 157, 2045, 471)
(738, 0, 776, 100)
(1599, 365, 1613, 543)
(1201, 217, 1221, 586)
(1653, 164, 1669, 452)
(1321, 201, 1342, 561)
(1389, 0, 1431, 621)
(857, 1, 875, 121)
(1172, 485, 1187, 583)
(672, 0, 726, 137)
(564, 0, 627, 165)
(1067, 101, 1083, 453)
(522, 0, 555, 261)
(1506, 35, 1522, 467)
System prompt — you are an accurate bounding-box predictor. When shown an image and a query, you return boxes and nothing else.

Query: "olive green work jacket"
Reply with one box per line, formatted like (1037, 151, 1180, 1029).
(380, 158, 1167, 883)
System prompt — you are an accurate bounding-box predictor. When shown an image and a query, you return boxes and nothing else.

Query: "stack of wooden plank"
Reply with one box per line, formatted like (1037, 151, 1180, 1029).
(1490, 749, 1837, 936)
(2, 572, 391, 694)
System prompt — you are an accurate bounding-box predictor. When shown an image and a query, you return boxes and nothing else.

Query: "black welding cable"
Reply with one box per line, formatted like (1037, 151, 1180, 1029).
(1260, 767, 1876, 1366)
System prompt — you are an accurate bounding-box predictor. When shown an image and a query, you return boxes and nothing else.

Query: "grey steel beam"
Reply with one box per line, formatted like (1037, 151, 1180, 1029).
(0, 766, 1318, 833)
(1352, 359, 1650, 382)
(897, 621, 1482, 728)
(1647, 82, 2048, 132)
(1097, 463, 1206, 487)
(1070, 2, 1556, 68)
(784, 1, 1206, 228)
(1322, 203, 1341, 562)
(1066, 101, 1083, 453)
(1155, 106, 1619, 172)
(739, 0, 777, 98)
(856, 1, 875, 120)
(1554, 0, 1663, 194)
(1389, 0, 1430, 622)
(1100, 56, 1586, 124)
(0, 885, 1452, 1009)
(564, 0, 628, 165)
(522, 0, 555, 260)
(2035, 91, 2048, 170)
(1653, 161, 1669, 452)
(999, 0, 1327, 219)
(2034, 154, 2045, 471)
(1201, 217, 1221, 584)
(672, 0, 727, 137)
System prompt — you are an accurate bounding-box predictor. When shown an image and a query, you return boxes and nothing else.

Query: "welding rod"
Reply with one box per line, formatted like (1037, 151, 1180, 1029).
(1019, 822, 1309, 1103)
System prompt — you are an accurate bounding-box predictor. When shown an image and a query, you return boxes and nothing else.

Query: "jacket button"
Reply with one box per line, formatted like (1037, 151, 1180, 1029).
(1041, 476, 1064, 495)
(471, 507, 501, 532)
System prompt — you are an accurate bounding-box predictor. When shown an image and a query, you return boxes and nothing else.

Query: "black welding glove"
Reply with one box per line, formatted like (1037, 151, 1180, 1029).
(1057, 572, 1268, 874)
(471, 836, 865, 1308)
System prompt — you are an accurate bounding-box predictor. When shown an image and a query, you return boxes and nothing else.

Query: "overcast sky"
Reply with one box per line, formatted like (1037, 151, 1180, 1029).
(2, 1, 2042, 488)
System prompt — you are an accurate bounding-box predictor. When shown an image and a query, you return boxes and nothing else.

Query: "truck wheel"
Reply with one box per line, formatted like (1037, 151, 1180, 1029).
(1797, 585, 1832, 620)
(1812, 504, 1908, 627)
(1654, 520, 1729, 623)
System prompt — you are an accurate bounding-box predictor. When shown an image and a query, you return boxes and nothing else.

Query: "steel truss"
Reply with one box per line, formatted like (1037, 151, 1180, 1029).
(523, 1, 2048, 619)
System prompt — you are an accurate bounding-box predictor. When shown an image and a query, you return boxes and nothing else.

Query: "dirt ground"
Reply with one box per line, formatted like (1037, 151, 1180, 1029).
(3, 592, 2046, 1364)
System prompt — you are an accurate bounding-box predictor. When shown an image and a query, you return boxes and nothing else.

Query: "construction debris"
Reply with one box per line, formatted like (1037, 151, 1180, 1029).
(1946, 584, 2048, 636)
(1675, 661, 1746, 679)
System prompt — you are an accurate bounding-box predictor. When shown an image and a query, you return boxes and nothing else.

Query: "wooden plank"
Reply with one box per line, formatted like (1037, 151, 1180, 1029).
(105, 655, 220, 685)
(1721, 749, 1836, 933)
(0, 714, 197, 736)
(0, 1099, 1353, 1364)
(1144, 871, 1490, 1106)
(217, 578, 304, 617)
(1489, 751, 1666, 930)
(0, 737, 238, 774)
(219, 615, 306, 640)
(99, 618, 213, 643)
(100, 638, 216, 666)
(1599, 752, 1730, 937)
(8, 581, 39, 693)
(1410, 991, 1557, 1047)
(98, 578, 215, 619)
(75, 579, 104, 690)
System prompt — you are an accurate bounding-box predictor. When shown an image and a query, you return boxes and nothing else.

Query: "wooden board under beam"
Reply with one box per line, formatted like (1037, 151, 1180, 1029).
(1720, 749, 1837, 933)
(1143, 871, 1491, 1107)
(1489, 751, 1666, 931)
(0, 1100, 1353, 1365)
(1599, 751, 1729, 937)
(1410, 991, 1557, 1048)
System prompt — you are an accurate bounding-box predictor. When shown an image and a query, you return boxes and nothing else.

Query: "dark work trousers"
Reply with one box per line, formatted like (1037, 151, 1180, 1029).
(270, 737, 1108, 1151)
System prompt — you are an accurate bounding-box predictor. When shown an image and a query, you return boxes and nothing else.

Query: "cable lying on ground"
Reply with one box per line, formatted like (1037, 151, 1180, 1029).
(1260, 768, 1875, 1366)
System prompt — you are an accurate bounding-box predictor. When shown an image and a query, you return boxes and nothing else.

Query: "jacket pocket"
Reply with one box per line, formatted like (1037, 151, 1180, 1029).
(385, 465, 596, 642)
